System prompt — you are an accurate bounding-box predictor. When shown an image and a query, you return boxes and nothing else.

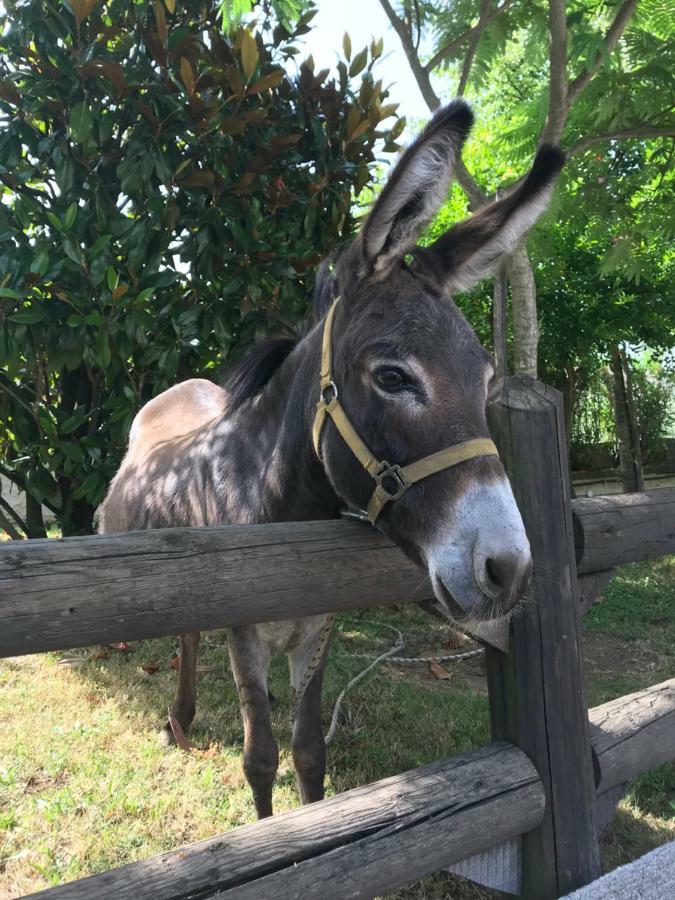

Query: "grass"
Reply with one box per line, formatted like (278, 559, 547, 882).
(0, 557, 673, 898)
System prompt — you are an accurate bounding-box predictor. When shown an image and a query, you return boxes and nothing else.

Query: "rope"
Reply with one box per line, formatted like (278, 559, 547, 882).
(324, 620, 485, 745)
(325, 621, 404, 745)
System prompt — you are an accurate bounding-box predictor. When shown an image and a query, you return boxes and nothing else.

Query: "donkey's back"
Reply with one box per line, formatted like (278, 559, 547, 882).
(99, 378, 228, 534)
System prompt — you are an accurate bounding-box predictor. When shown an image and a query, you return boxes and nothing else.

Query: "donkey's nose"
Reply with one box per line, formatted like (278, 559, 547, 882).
(475, 550, 532, 611)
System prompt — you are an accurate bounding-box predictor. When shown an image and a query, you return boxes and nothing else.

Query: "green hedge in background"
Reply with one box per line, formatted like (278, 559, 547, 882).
(0, 0, 402, 535)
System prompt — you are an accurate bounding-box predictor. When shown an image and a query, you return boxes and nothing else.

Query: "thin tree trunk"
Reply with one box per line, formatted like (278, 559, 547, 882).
(609, 346, 644, 493)
(507, 241, 538, 377)
(25, 492, 47, 539)
(492, 264, 509, 376)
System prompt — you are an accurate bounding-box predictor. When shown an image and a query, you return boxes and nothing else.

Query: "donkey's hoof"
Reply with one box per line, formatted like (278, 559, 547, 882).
(158, 721, 176, 747)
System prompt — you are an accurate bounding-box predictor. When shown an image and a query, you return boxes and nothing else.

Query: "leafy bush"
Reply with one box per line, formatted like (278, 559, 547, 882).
(0, 0, 402, 535)
(632, 358, 675, 464)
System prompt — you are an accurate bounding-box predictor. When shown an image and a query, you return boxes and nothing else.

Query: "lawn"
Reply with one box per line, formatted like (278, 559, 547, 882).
(0, 557, 673, 899)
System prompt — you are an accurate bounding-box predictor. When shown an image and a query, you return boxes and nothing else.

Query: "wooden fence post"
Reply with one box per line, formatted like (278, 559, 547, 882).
(486, 376, 601, 898)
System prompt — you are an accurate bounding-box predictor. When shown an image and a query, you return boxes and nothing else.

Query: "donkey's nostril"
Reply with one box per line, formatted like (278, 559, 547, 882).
(479, 552, 531, 606)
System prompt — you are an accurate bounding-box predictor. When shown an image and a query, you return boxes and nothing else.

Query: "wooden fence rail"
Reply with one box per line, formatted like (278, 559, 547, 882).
(32, 744, 544, 900)
(1, 487, 674, 658)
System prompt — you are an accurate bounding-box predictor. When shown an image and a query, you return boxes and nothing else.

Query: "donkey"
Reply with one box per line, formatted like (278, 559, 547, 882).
(100, 100, 564, 819)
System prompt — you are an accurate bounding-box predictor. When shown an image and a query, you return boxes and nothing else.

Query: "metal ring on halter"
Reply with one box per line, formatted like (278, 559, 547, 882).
(321, 381, 338, 405)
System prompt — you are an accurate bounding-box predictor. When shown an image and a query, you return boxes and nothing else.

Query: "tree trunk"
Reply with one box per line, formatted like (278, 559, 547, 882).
(609, 346, 644, 493)
(492, 264, 509, 377)
(25, 492, 47, 539)
(507, 241, 538, 377)
(57, 487, 96, 536)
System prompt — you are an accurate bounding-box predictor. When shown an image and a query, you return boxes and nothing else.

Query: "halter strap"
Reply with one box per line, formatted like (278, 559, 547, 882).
(312, 298, 499, 524)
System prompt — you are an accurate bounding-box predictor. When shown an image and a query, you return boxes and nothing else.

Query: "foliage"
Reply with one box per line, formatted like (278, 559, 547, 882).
(0, 0, 401, 535)
(631, 355, 675, 464)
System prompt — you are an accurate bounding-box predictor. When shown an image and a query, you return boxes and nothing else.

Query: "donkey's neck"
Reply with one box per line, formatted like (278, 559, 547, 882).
(219, 323, 338, 524)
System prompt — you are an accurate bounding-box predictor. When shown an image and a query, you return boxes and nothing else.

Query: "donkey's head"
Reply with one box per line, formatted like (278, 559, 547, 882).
(316, 100, 564, 624)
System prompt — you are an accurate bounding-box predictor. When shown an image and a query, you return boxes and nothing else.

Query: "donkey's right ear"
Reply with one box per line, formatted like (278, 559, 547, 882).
(360, 100, 474, 277)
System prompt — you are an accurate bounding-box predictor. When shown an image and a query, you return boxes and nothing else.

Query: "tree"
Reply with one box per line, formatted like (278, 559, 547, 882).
(379, 0, 674, 376)
(0, 0, 401, 536)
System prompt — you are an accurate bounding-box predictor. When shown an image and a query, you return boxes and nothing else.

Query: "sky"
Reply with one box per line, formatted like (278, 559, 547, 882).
(297, 0, 432, 125)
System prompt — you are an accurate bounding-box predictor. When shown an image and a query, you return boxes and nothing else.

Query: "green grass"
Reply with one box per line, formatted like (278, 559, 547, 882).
(0, 559, 673, 898)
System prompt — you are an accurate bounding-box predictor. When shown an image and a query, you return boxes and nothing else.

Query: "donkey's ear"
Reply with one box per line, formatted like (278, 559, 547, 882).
(361, 100, 474, 276)
(427, 145, 565, 293)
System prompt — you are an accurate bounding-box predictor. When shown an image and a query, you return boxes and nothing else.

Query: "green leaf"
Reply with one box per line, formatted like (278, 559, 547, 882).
(69, 102, 94, 145)
(349, 48, 368, 77)
(64, 203, 78, 230)
(0, 287, 21, 299)
(9, 308, 46, 324)
(343, 32, 352, 61)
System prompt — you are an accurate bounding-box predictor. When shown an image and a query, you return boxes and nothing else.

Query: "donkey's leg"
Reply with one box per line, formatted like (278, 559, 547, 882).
(227, 626, 278, 819)
(289, 627, 332, 804)
(160, 631, 201, 746)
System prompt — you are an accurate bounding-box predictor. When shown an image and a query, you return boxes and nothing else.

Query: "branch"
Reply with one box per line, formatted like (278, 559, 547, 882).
(567, 0, 639, 106)
(0, 503, 26, 539)
(378, 0, 489, 207)
(541, 0, 569, 144)
(567, 126, 675, 157)
(0, 491, 29, 537)
(425, 0, 515, 73)
(457, 0, 492, 97)
(379, 0, 441, 112)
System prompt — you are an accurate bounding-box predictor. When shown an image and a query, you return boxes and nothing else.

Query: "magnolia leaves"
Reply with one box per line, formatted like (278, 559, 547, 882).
(68, 0, 97, 23)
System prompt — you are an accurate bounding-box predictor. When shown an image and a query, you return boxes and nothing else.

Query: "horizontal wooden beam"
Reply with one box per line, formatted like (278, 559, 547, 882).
(0, 520, 431, 658)
(589, 678, 675, 794)
(30, 743, 544, 900)
(572, 488, 675, 575)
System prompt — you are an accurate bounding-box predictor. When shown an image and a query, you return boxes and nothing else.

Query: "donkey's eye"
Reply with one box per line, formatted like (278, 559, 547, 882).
(374, 367, 409, 392)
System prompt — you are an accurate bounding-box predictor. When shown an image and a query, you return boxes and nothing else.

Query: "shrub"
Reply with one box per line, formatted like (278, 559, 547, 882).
(0, 0, 402, 535)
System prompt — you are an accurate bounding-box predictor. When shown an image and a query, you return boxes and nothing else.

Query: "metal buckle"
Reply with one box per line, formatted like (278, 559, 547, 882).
(321, 381, 338, 405)
(374, 461, 409, 500)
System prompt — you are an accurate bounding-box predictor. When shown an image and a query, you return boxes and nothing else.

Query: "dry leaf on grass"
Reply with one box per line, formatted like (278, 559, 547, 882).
(170, 654, 181, 670)
(196, 664, 216, 673)
(88, 647, 109, 661)
(140, 662, 160, 675)
(167, 708, 192, 751)
(429, 660, 452, 680)
(57, 657, 87, 667)
(110, 641, 131, 652)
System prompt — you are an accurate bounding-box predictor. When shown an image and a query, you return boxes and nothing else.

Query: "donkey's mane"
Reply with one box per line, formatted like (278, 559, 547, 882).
(222, 336, 298, 409)
(222, 258, 339, 410)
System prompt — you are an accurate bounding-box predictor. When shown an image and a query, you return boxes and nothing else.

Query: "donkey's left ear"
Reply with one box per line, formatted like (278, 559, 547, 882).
(360, 100, 474, 277)
(425, 145, 565, 293)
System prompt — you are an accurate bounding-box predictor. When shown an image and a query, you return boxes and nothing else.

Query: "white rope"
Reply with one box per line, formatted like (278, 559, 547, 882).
(351, 647, 485, 664)
(325, 622, 404, 745)
(324, 620, 484, 745)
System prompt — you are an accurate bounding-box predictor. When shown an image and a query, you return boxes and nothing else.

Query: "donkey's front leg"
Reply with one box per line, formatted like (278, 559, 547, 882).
(289, 628, 332, 804)
(227, 626, 278, 819)
(160, 631, 200, 746)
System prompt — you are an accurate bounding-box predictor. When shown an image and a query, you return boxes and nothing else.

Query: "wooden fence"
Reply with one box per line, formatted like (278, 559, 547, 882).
(1, 376, 674, 900)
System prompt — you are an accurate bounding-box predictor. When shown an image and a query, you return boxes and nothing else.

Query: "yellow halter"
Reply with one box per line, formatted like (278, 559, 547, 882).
(312, 298, 500, 524)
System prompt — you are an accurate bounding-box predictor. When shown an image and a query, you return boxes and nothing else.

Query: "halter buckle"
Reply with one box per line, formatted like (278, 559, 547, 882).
(374, 461, 409, 501)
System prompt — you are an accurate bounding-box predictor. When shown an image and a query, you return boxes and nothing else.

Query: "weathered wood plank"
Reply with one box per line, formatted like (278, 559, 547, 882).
(447, 838, 521, 895)
(572, 488, 675, 575)
(486, 376, 601, 899)
(578, 569, 615, 616)
(589, 678, 675, 794)
(0, 521, 432, 658)
(30, 743, 543, 900)
(596, 783, 628, 832)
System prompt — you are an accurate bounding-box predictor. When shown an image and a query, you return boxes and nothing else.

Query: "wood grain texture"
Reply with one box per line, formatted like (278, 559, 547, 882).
(0, 520, 432, 658)
(589, 678, 675, 793)
(30, 743, 543, 900)
(486, 376, 601, 899)
(578, 570, 615, 616)
(572, 488, 675, 575)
